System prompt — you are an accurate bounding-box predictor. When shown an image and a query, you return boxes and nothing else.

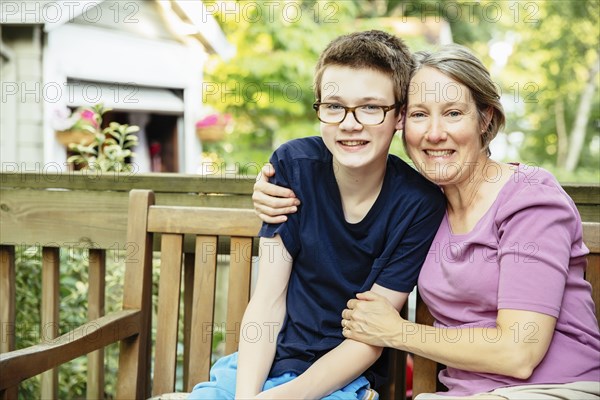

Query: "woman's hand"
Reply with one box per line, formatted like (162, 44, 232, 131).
(341, 291, 405, 348)
(253, 164, 300, 224)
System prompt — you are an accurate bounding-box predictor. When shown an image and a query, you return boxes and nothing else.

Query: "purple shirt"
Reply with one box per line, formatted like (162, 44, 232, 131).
(418, 164, 600, 396)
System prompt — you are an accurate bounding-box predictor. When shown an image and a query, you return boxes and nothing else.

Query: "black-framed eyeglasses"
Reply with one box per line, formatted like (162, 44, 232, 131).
(312, 102, 401, 126)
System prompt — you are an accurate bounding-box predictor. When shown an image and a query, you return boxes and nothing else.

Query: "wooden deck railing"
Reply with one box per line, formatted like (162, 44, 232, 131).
(1, 172, 255, 399)
(0, 172, 598, 399)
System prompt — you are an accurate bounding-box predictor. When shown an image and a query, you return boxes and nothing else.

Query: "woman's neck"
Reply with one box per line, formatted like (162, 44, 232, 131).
(442, 158, 514, 234)
(443, 156, 492, 215)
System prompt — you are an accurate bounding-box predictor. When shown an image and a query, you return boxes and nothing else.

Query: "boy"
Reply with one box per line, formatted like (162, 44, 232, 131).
(189, 30, 445, 399)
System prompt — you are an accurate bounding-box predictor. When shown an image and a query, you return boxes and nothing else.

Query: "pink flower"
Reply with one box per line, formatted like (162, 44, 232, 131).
(79, 109, 98, 128)
(195, 113, 232, 128)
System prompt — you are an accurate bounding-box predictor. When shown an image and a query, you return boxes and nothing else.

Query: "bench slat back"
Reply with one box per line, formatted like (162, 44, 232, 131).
(141, 192, 262, 395)
(187, 236, 219, 386)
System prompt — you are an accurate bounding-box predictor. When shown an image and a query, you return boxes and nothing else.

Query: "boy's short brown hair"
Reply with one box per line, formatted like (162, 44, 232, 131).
(313, 30, 414, 113)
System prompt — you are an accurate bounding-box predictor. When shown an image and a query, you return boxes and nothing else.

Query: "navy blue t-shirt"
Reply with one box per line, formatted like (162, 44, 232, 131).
(259, 136, 446, 388)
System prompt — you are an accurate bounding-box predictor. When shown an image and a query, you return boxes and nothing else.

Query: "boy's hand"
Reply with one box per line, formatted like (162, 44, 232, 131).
(253, 163, 300, 224)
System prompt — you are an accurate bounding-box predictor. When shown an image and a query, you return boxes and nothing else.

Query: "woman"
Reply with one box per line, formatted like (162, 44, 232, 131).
(252, 45, 600, 399)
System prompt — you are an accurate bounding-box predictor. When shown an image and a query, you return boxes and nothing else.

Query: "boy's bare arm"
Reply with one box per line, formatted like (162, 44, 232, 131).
(255, 284, 408, 399)
(235, 235, 292, 398)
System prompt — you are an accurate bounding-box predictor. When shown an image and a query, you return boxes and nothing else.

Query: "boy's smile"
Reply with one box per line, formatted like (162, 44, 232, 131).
(319, 66, 402, 175)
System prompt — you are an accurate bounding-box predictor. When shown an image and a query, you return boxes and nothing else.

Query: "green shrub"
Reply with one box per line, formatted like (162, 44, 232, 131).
(14, 246, 124, 399)
(13, 246, 226, 398)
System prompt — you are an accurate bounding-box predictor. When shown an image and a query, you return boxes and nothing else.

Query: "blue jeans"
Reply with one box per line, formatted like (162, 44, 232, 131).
(188, 352, 373, 399)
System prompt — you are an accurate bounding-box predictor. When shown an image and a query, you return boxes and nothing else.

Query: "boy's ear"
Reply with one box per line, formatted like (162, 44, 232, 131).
(395, 108, 405, 130)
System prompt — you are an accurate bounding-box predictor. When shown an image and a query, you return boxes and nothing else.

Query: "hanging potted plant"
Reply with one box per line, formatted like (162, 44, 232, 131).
(53, 106, 99, 146)
(195, 113, 233, 142)
(67, 104, 139, 172)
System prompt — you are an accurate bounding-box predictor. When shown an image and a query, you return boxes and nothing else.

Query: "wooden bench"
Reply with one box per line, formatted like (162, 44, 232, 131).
(0, 189, 263, 399)
(1, 187, 597, 399)
(0, 188, 410, 399)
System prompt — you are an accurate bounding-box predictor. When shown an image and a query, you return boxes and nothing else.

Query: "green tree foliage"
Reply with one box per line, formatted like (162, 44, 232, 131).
(200, 0, 496, 169)
(203, 0, 598, 182)
(202, 1, 361, 174)
(500, 0, 599, 175)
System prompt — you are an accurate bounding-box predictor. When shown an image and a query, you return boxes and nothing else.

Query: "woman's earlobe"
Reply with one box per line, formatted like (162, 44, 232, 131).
(482, 107, 494, 132)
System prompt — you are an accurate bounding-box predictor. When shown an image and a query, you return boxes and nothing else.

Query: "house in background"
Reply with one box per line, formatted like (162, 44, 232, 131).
(1, 0, 234, 173)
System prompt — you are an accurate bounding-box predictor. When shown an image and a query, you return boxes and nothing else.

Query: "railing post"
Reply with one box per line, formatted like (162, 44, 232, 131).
(87, 249, 106, 399)
(41, 247, 59, 399)
(0, 245, 18, 399)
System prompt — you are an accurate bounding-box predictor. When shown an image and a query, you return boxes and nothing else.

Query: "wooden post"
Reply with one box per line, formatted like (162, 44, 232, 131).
(87, 249, 106, 400)
(186, 236, 218, 391)
(116, 190, 155, 400)
(183, 253, 195, 388)
(0, 245, 18, 399)
(225, 237, 253, 356)
(41, 247, 59, 399)
(152, 233, 184, 396)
